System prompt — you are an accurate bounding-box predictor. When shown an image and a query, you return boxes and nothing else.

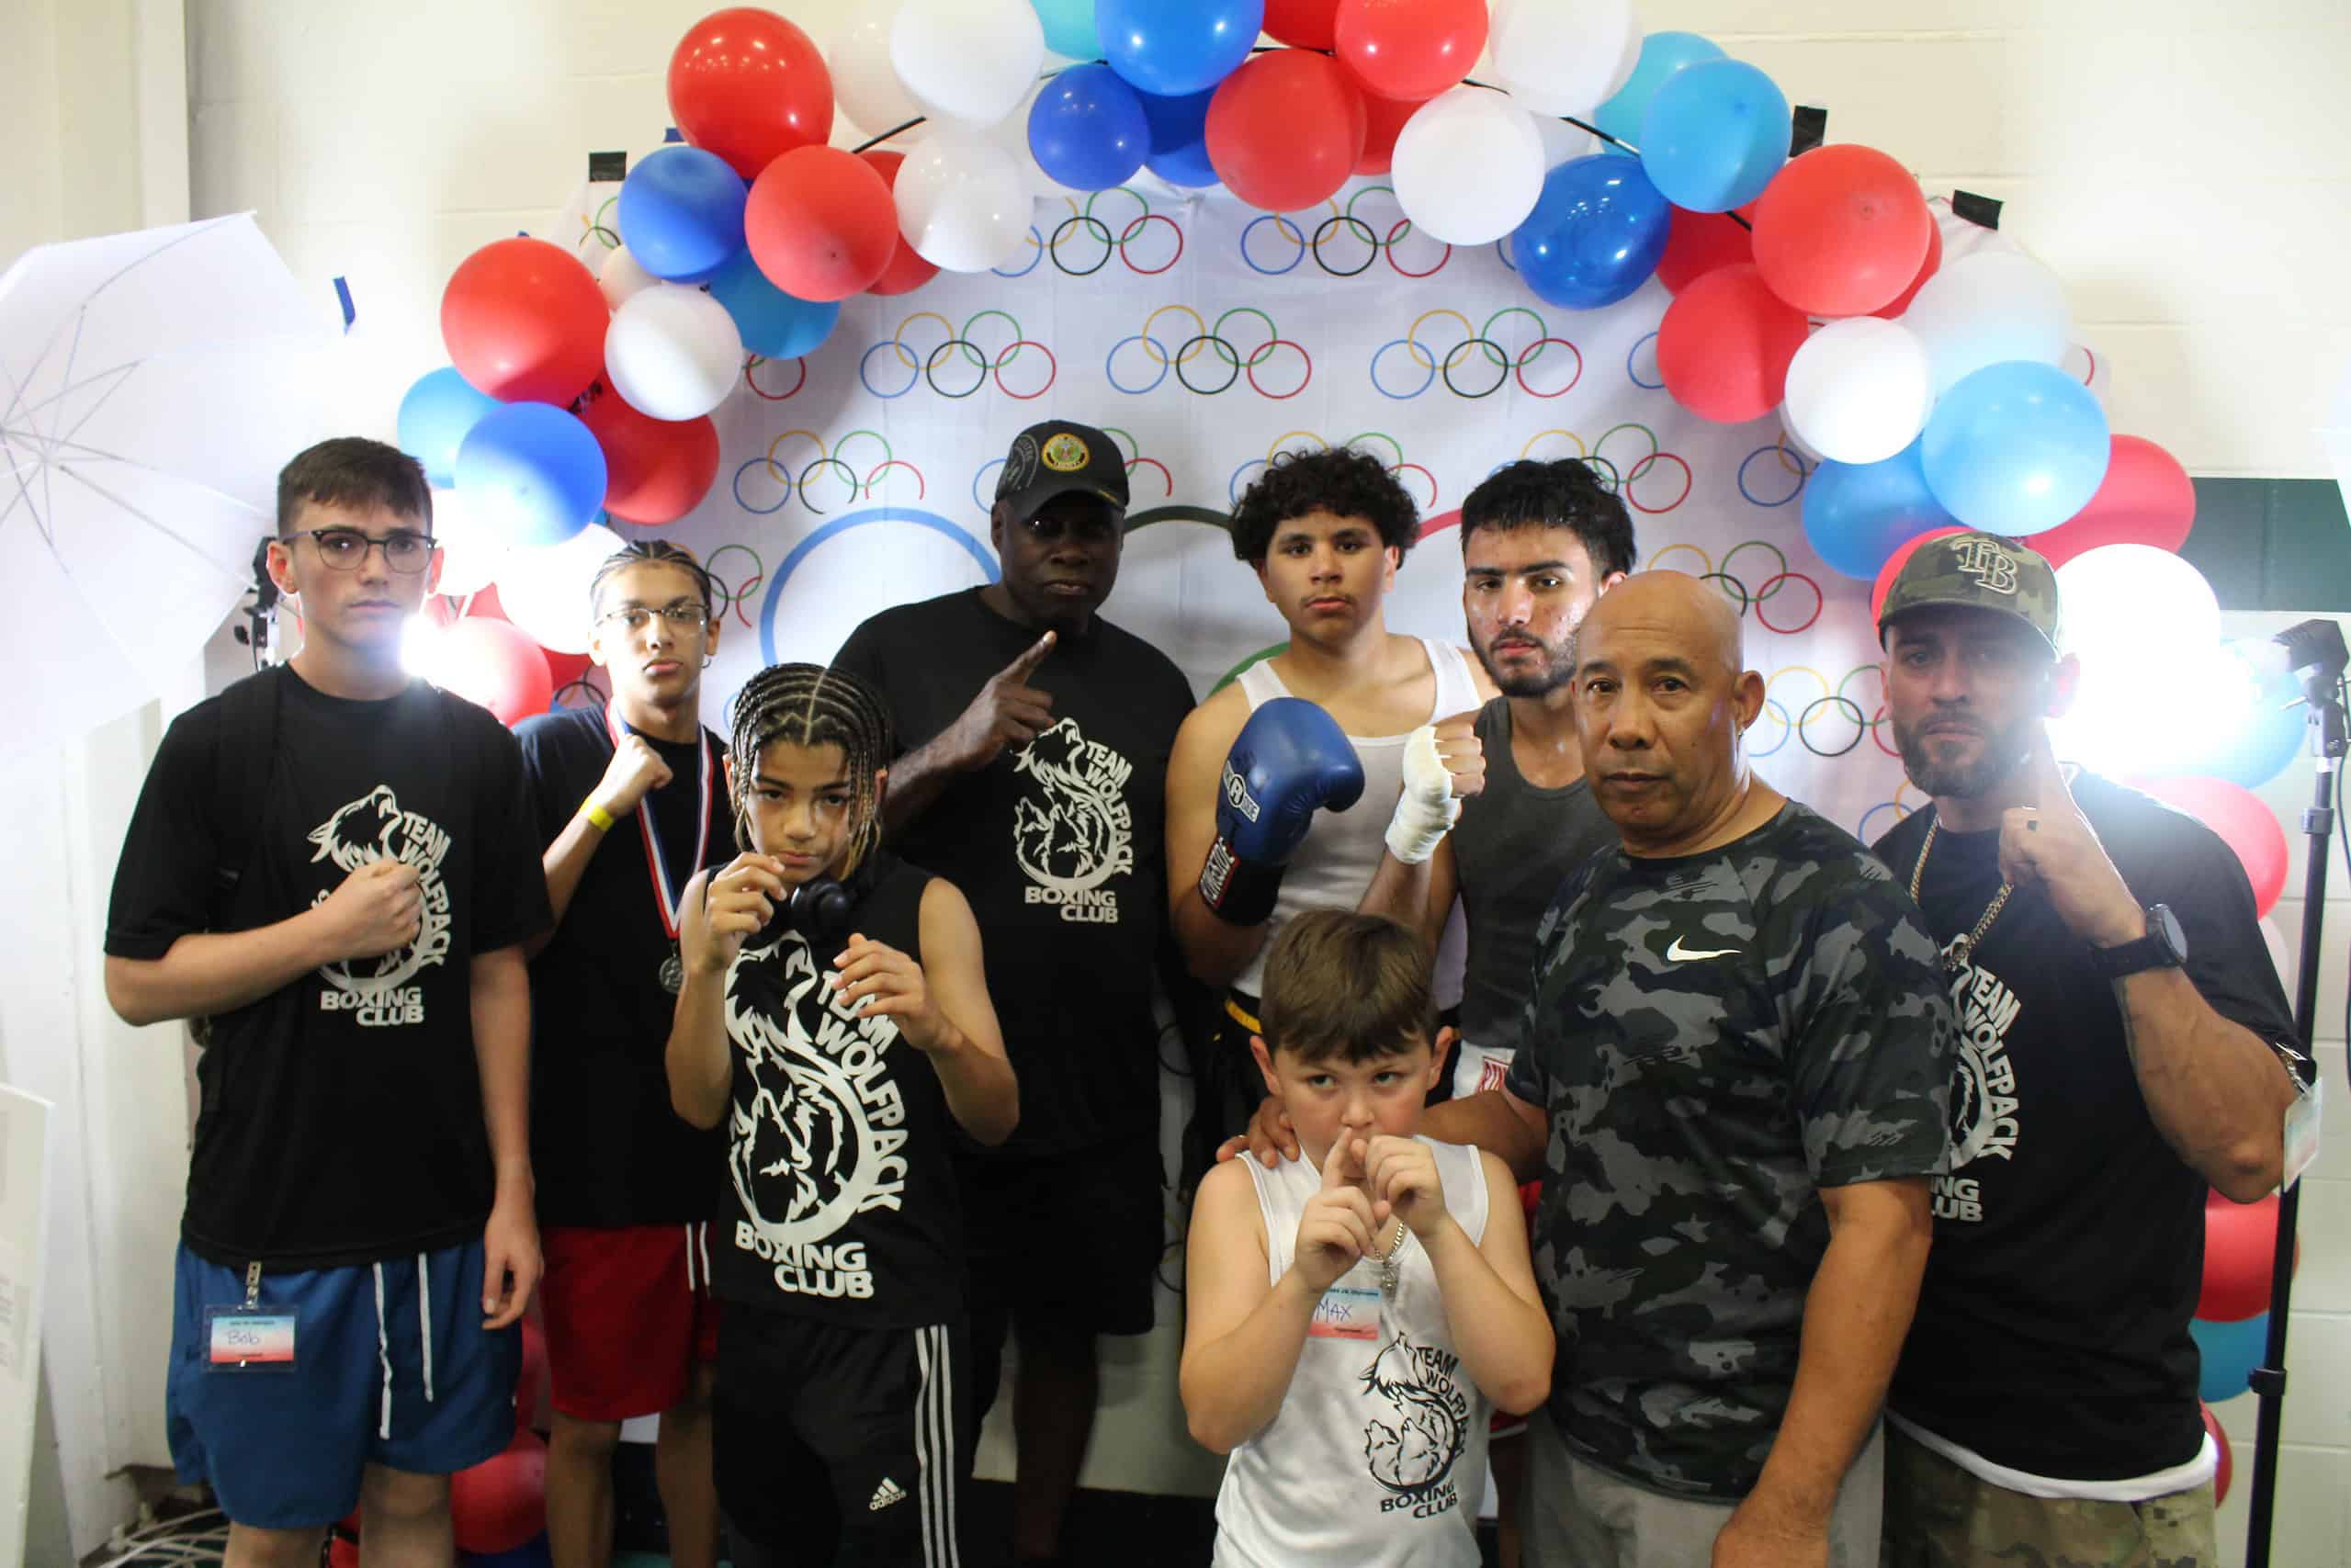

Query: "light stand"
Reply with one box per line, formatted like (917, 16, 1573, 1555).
(2245, 616, 2349, 1568)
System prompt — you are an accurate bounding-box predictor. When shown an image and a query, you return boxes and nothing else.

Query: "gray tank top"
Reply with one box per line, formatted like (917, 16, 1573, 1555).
(1450, 698, 1617, 1055)
(1231, 638, 1481, 1000)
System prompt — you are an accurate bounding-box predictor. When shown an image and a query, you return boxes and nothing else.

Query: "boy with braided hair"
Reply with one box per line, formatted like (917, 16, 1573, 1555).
(666, 662, 1018, 1568)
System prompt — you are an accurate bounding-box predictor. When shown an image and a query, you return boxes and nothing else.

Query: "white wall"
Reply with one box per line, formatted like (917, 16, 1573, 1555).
(149, 0, 2351, 1561)
(3, 2, 198, 1562)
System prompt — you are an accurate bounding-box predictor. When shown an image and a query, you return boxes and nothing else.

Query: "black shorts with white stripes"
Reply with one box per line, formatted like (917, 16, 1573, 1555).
(715, 1309, 972, 1567)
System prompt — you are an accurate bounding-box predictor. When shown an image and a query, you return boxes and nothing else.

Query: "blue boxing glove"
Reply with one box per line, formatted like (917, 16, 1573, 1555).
(1199, 697, 1366, 926)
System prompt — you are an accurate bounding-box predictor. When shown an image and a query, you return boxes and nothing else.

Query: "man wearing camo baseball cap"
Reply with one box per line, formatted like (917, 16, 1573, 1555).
(1871, 531, 2310, 1566)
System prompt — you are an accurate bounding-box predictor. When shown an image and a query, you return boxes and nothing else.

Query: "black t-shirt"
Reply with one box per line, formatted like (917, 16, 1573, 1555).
(1873, 772, 2301, 1480)
(1507, 802, 1955, 1500)
(514, 705, 731, 1228)
(712, 856, 963, 1327)
(104, 666, 551, 1269)
(832, 589, 1195, 1155)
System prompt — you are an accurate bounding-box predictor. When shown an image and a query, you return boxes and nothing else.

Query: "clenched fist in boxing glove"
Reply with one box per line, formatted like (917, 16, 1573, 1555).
(1197, 697, 1365, 926)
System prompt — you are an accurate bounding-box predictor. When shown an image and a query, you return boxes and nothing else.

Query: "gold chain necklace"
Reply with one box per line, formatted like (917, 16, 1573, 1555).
(1908, 812, 2013, 976)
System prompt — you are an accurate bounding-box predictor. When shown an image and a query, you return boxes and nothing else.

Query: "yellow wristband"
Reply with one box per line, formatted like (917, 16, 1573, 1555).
(582, 799, 617, 833)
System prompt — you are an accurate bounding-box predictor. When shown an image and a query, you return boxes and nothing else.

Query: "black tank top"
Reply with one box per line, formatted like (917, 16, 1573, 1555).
(710, 855, 964, 1327)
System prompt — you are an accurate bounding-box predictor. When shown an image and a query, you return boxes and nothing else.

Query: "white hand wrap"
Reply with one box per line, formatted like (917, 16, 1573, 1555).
(1385, 724, 1462, 865)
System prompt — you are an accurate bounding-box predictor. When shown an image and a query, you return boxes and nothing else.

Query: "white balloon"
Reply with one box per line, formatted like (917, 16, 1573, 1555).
(1491, 0, 1641, 117)
(889, 0, 1045, 129)
(493, 522, 625, 657)
(2056, 544, 2221, 670)
(1782, 319, 1934, 465)
(1391, 88, 1546, 246)
(1533, 113, 1601, 169)
(596, 245, 658, 312)
(829, 3, 925, 140)
(604, 285, 742, 422)
(1901, 251, 2074, 396)
(426, 487, 511, 599)
(894, 135, 1034, 272)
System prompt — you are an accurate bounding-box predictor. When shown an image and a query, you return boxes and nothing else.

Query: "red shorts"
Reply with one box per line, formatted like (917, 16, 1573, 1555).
(539, 1223, 720, 1422)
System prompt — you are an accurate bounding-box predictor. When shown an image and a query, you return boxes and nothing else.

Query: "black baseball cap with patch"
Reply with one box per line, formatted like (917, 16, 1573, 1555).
(992, 420, 1129, 525)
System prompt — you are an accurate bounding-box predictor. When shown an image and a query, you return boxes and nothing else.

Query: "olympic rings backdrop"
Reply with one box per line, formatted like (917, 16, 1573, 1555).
(550, 173, 2083, 839)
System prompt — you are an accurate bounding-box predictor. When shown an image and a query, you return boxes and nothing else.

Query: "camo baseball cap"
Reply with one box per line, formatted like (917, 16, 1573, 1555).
(992, 420, 1128, 525)
(1877, 531, 2062, 654)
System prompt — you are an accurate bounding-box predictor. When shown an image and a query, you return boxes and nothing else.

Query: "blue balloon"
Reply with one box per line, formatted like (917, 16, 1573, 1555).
(706, 249, 840, 361)
(2138, 638, 2311, 788)
(616, 146, 748, 283)
(1509, 155, 1673, 311)
(1595, 31, 1727, 151)
(454, 403, 605, 551)
(1097, 0, 1261, 96)
(1640, 59, 1789, 213)
(1137, 85, 1218, 187)
(1920, 361, 2112, 533)
(2192, 1312, 2268, 1406)
(1030, 63, 1151, 190)
(396, 367, 500, 489)
(1802, 441, 1960, 581)
(1031, 0, 1101, 59)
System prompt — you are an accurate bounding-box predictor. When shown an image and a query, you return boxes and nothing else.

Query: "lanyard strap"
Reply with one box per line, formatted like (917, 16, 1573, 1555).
(604, 706, 714, 940)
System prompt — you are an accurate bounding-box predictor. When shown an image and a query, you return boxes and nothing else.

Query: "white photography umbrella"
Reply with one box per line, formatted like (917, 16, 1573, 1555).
(0, 213, 330, 747)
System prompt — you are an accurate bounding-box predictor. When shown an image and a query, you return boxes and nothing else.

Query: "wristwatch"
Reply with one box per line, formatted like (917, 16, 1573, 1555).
(2090, 903, 2188, 981)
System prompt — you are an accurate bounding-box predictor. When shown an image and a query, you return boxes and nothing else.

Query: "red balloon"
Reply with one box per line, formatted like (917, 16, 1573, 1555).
(1355, 91, 1428, 178)
(440, 238, 608, 406)
(1656, 205, 1755, 295)
(1656, 264, 1811, 424)
(2027, 436, 2196, 568)
(1265, 0, 1341, 49)
(2199, 1190, 2281, 1322)
(667, 7, 833, 180)
(327, 1536, 360, 1568)
(1872, 215, 1943, 318)
(858, 150, 941, 298)
(2203, 1402, 2232, 1506)
(577, 382, 720, 525)
(1336, 0, 1487, 102)
(745, 146, 896, 302)
(1751, 144, 1933, 317)
(543, 648, 593, 694)
(2132, 776, 2289, 918)
(1206, 52, 1368, 213)
(437, 618, 554, 725)
(450, 1428, 548, 1556)
(1871, 526, 1969, 626)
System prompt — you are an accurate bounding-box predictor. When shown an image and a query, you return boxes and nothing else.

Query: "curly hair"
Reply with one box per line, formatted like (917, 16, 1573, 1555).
(1227, 446, 1419, 565)
(725, 663, 896, 875)
(1459, 459, 1637, 580)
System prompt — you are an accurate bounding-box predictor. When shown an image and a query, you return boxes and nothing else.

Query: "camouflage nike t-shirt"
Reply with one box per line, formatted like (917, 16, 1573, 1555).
(1505, 800, 1954, 1502)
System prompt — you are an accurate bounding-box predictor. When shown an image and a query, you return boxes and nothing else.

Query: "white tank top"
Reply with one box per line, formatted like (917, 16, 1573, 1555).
(1212, 1137, 1494, 1568)
(1231, 637, 1481, 1000)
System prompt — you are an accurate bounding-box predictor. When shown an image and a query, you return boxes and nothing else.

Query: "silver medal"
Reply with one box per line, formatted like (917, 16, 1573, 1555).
(660, 944, 684, 995)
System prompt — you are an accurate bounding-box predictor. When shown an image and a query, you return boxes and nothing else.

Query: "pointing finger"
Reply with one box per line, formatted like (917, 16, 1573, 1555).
(1003, 630, 1057, 682)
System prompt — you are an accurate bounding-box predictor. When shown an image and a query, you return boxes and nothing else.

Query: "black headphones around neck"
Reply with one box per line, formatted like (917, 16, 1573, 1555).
(781, 876, 853, 945)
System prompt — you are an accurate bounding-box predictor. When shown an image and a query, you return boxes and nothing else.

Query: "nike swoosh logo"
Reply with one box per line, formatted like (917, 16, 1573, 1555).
(1666, 936, 1741, 962)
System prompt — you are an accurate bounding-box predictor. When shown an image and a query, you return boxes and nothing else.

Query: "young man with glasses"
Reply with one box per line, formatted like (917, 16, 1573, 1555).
(103, 437, 551, 1568)
(512, 540, 733, 1568)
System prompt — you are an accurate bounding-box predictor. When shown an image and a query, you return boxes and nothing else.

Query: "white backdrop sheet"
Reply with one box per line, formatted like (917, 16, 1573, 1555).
(554, 174, 1966, 843)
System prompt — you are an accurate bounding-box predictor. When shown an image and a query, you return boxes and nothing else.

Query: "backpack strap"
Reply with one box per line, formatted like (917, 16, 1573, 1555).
(207, 667, 284, 931)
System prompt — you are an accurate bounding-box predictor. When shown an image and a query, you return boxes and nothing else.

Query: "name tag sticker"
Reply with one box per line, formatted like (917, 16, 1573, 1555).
(1309, 1283, 1382, 1341)
(2284, 1075, 2322, 1191)
(206, 1305, 298, 1371)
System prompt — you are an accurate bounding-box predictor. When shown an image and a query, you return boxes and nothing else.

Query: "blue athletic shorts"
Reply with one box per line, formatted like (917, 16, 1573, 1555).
(166, 1240, 518, 1529)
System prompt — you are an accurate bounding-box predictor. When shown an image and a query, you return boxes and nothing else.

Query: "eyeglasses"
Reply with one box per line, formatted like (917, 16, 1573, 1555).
(296, 527, 436, 573)
(596, 603, 711, 635)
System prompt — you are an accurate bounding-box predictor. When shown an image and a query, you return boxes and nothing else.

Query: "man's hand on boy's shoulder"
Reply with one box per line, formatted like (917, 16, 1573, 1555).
(1217, 1094, 1301, 1168)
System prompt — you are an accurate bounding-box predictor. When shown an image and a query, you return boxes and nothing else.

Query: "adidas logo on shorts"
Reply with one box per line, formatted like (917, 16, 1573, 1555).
(868, 1476, 909, 1512)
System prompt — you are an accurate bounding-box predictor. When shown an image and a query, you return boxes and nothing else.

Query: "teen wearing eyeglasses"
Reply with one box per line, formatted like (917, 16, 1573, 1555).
(102, 437, 551, 1568)
(510, 539, 736, 1568)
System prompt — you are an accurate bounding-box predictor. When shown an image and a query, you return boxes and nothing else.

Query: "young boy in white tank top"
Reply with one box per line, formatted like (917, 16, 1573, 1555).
(1181, 911, 1553, 1568)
